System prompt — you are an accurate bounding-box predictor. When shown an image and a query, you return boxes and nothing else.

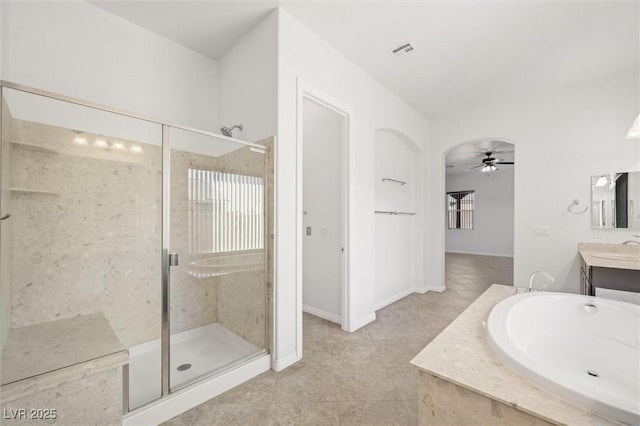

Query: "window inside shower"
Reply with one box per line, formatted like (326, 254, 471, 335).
(187, 169, 264, 254)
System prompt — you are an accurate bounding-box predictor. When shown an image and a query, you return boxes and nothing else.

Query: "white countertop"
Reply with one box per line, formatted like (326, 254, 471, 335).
(410, 284, 618, 426)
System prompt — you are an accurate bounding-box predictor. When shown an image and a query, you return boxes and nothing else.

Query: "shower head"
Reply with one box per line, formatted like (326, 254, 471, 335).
(220, 124, 243, 137)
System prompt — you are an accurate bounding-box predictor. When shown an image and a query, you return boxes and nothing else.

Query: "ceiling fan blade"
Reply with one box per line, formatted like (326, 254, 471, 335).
(465, 164, 485, 171)
(475, 149, 511, 156)
(498, 162, 514, 165)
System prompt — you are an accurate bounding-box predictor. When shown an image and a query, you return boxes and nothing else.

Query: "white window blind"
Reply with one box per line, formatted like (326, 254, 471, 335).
(188, 169, 264, 253)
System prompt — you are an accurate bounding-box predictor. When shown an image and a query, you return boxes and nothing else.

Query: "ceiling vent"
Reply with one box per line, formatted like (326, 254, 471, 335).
(390, 42, 415, 59)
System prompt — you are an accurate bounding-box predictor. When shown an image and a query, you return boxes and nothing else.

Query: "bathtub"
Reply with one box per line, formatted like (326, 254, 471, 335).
(486, 292, 639, 425)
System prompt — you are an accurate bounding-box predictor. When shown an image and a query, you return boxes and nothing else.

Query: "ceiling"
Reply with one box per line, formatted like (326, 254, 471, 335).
(92, 1, 639, 120)
(89, 1, 638, 172)
(445, 139, 514, 175)
(283, 1, 639, 118)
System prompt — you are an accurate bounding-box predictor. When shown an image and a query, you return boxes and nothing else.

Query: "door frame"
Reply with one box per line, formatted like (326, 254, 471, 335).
(296, 79, 353, 358)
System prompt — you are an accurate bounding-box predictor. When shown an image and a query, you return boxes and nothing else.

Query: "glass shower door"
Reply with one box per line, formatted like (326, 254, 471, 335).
(166, 126, 268, 391)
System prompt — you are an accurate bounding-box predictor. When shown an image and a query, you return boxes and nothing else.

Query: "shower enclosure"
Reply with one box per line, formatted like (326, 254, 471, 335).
(0, 81, 273, 417)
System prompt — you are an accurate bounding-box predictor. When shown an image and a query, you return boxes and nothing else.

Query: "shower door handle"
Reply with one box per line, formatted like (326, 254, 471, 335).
(169, 253, 179, 267)
(0, 213, 11, 221)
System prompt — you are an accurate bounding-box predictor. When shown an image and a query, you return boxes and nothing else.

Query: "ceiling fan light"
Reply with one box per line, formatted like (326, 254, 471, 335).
(595, 176, 607, 187)
(490, 165, 498, 171)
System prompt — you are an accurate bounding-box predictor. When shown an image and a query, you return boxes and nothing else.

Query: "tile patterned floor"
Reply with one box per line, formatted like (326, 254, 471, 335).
(162, 253, 513, 425)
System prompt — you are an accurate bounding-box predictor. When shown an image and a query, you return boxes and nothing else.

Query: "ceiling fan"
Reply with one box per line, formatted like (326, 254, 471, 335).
(465, 151, 514, 172)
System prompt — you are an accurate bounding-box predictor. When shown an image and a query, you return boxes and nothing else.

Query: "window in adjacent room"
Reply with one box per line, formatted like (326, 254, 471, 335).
(447, 190, 474, 230)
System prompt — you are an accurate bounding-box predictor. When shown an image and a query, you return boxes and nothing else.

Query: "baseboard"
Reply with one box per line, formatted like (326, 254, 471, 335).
(374, 287, 415, 311)
(271, 351, 298, 372)
(445, 250, 513, 258)
(302, 304, 341, 324)
(348, 312, 376, 332)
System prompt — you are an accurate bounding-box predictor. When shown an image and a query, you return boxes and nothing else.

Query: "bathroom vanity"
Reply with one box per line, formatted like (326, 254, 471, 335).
(578, 242, 640, 298)
(410, 285, 621, 425)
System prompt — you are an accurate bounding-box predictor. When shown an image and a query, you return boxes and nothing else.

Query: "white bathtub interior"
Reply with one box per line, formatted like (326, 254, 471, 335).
(129, 322, 260, 410)
(487, 292, 640, 425)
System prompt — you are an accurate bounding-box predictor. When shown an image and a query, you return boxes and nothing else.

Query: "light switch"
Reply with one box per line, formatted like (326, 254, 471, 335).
(306, 226, 312, 236)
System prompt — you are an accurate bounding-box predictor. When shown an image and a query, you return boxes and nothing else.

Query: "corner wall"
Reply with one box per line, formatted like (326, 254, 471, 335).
(2, 1, 219, 131)
(219, 10, 278, 143)
(275, 8, 429, 369)
(428, 69, 640, 293)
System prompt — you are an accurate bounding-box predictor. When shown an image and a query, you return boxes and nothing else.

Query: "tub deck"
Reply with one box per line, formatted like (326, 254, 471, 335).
(410, 284, 619, 425)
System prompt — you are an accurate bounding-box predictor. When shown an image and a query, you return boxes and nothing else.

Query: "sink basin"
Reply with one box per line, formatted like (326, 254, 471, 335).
(591, 252, 640, 262)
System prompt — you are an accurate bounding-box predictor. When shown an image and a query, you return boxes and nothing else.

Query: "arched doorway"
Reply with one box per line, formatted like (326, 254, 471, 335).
(443, 138, 515, 298)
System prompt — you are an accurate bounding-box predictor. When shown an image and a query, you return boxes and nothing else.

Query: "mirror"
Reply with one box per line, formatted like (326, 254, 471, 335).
(591, 172, 640, 229)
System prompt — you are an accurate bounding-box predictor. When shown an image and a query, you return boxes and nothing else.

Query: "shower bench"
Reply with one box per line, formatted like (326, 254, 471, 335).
(0, 313, 128, 426)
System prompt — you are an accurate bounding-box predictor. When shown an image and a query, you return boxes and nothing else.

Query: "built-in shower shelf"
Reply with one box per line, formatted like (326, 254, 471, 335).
(10, 187, 58, 195)
(9, 141, 59, 155)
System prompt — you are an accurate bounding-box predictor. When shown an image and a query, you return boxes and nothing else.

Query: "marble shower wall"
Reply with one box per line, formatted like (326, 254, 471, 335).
(216, 137, 275, 351)
(6, 109, 273, 355)
(170, 139, 269, 349)
(214, 143, 269, 349)
(6, 116, 163, 348)
(169, 149, 219, 333)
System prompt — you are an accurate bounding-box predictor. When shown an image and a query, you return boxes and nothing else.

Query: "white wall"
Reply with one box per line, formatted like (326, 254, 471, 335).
(0, 0, 5, 79)
(427, 69, 639, 294)
(445, 168, 514, 257)
(374, 130, 418, 308)
(3, 1, 219, 131)
(275, 8, 429, 370)
(302, 98, 343, 322)
(219, 11, 278, 143)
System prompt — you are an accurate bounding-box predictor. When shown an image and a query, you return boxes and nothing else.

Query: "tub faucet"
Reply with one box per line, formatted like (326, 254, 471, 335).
(527, 271, 555, 293)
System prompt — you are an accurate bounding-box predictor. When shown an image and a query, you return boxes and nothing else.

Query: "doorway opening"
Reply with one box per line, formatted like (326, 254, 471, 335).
(443, 139, 515, 298)
(296, 82, 352, 360)
(300, 97, 346, 326)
